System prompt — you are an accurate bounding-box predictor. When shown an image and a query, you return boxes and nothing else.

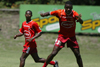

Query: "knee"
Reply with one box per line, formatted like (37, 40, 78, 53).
(51, 51, 57, 57)
(34, 57, 41, 63)
(34, 58, 43, 63)
(75, 53, 81, 59)
(34, 59, 39, 63)
(20, 57, 25, 62)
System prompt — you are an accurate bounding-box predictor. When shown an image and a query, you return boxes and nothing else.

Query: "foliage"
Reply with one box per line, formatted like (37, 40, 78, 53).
(0, 0, 50, 8)
(0, 0, 99, 8)
(0, 0, 66, 8)
(70, 0, 100, 5)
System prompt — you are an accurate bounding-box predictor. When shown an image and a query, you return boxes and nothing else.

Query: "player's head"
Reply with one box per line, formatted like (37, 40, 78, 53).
(64, 1, 73, 15)
(25, 10, 32, 19)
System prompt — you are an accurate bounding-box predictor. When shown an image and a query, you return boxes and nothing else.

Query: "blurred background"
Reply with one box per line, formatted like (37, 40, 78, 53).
(0, 0, 100, 67)
(0, 0, 100, 8)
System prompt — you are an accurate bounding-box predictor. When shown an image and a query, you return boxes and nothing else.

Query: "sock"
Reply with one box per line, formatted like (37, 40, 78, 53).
(43, 62, 48, 67)
(49, 61, 55, 65)
(43, 61, 55, 67)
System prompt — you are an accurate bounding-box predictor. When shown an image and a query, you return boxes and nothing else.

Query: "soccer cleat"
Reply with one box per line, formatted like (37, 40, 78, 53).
(54, 61, 59, 67)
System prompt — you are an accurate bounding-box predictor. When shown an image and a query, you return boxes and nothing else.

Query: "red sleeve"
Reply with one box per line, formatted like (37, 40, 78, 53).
(73, 10, 79, 20)
(19, 23, 24, 34)
(50, 9, 61, 15)
(50, 9, 62, 18)
(32, 22, 42, 33)
(50, 10, 58, 16)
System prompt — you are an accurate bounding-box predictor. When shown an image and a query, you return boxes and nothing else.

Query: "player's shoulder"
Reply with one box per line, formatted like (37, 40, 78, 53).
(31, 20, 38, 25)
(22, 21, 26, 23)
(56, 9, 62, 11)
(72, 10, 78, 15)
(22, 21, 26, 25)
(56, 9, 64, 12)
(72, 10, 78, 13)
(31, 20, 37, 24)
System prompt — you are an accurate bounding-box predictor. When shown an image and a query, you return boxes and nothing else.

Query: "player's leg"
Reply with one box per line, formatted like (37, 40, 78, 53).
(31, 52, 45, 63)
(42, 37, 65, 67)
(70, 47, 83, 67)
(43, 45, 61, 67)
(67, 36, 83, 67)
(31, 48, 56, 65)
(19, 52, 29, 67)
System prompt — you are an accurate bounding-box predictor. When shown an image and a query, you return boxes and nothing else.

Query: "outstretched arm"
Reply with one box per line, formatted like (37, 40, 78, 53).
(26, 32, 42, 42)
(76, 14, 83, 24)
(40, 12, 50, 17)
(14, 33, 23, 39)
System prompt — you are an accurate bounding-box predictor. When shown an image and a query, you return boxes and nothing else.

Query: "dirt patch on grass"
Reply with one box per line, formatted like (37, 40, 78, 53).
(0, 11, 19, 38)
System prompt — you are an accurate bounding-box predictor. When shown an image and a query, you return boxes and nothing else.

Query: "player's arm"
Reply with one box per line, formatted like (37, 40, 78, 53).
(14, 25, 24, 39)
(14, 33, 23, 39)
(76, 14, 83, 24)
(40, 12, 50, 17)
(33, 31, 42, 39)
(26, 32, 42, 42)
(40, 10, 59, 17)
(30, 32, 41, 39)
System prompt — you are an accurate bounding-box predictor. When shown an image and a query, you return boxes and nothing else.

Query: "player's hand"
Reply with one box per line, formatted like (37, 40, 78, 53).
(40, 13, 45, 17)
(76, 14, 83, 24)
(14, 35, 17, 39)
(76, 14, 82, 19)
(26, 38, 32, 42)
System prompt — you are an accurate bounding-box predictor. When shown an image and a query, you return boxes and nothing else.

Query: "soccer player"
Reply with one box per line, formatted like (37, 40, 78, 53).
(14, 10, 58, 67)
(40, 1, 83, 67)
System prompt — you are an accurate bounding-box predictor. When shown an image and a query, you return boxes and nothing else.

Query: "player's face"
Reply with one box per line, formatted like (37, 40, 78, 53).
(25, 11, 32, 19)
(64, 4, 72, 14)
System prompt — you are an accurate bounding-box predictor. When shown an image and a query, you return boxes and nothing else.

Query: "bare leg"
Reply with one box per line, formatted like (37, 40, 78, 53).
(19, 52, 29, 67)
(70, 48, 83, 67)
(45, 46, 61, 65)
(31, 52, 56, 65)
(31, 52, 46, 63)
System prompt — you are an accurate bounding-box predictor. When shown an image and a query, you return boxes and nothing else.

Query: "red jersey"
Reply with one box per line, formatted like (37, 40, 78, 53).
(19, 20, 41, 48)
(50, 9, 79, 37)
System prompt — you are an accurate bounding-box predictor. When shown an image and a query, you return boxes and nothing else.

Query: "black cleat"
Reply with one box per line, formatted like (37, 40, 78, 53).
(54, 61, 59, 67)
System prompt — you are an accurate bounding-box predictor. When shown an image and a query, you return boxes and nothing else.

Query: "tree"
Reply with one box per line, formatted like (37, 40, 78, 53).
(70, 0, 100, 5)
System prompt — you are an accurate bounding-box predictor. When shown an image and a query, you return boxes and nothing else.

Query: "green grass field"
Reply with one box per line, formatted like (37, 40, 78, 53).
(0, 33, 100, 67)
(0, 12, 100, 67)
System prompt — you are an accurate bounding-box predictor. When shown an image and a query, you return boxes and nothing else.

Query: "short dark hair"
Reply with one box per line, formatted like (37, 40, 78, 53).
(26, 10, 32, 15)
(65, 1, 73, 6)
